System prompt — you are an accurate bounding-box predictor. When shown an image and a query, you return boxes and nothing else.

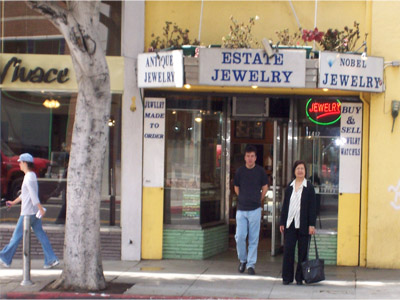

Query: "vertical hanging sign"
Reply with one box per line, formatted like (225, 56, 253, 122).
(143, 98, 166, 187)
(339, 102, 363, 193)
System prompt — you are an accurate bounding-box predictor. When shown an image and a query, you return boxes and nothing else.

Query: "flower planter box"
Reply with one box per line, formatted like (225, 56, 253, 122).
(274, 45, 313, 59)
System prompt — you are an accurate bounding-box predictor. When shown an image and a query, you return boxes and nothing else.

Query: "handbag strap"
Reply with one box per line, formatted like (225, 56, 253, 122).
(306, 236, 311, 261)
(313, 235, 319, 259)
(306, 235, 320, 260)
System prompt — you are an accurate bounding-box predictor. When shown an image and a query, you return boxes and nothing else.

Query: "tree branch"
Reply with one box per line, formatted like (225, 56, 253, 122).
(26, 1, 69, 29)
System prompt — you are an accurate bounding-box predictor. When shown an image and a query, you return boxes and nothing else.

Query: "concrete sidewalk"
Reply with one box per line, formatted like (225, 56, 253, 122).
(1, 249, 400, 299)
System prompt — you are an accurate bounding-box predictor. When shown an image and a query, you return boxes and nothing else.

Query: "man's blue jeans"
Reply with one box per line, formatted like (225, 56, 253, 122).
(235, 207, 261, 269)
(0, 215, 58, 267)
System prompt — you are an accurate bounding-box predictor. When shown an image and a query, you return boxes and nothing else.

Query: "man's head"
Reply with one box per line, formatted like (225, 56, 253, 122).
(17, 153, 34, 170)
(244, 145, 257, 168)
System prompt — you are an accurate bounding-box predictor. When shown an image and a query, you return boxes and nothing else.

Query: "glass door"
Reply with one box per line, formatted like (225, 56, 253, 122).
(271, 120, 288, 255)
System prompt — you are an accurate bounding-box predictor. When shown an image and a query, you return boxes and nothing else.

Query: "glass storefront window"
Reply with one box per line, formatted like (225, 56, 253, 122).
(164, 97, 225, 227)
(0, 91, 121, 226)
(297, 97, 341, 231)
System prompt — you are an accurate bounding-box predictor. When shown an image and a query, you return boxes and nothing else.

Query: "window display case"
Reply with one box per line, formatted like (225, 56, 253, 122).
(164, 98, 225, 227)
(298, 134, 340, 231)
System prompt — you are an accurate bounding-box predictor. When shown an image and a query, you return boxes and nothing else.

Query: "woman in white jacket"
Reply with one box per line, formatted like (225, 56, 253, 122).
(0, 153, 59, 269)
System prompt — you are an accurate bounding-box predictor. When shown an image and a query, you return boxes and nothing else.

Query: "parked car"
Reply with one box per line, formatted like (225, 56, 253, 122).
(1, 141, 50, 201)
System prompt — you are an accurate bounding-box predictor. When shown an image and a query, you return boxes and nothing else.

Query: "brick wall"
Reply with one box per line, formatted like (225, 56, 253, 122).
(163, 225, 229, 259)
(296, 232, 338, 265)
(0, 224, 121, 261)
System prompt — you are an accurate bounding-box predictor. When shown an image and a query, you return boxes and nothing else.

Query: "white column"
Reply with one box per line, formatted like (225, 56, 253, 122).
(121, 0, 144, 261)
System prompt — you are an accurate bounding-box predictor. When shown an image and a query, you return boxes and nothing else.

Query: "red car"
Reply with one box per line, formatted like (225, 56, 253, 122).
(1, 141, 50, 201)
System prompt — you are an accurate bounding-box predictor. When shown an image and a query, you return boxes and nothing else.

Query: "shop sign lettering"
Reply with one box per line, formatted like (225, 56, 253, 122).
(306, 98, 341, 125)
(199, 48, 306, 88)
(0, 56, 69, 84)
(319, 52, 384, 92)
(137, 50, 183, 88)
(339, 102, 363, 193)
(143, 98, 166, 188)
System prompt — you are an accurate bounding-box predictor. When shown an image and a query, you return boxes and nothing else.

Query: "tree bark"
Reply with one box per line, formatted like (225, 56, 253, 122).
(26, 0, 110, 291)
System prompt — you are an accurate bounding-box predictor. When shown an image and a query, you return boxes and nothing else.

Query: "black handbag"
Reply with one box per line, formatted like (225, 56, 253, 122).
(301, 235, 325, 284)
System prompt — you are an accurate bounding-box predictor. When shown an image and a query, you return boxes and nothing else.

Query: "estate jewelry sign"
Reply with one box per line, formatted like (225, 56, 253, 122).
(339, 102, 363, 193)
(137, 50, 184, 88)
(143, 98, 166, 187)
(199, 48, 306, 88)
(319, 52, 384, 92)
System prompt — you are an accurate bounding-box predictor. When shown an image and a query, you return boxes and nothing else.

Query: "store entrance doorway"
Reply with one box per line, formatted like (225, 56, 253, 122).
(228, 120, 288, 255)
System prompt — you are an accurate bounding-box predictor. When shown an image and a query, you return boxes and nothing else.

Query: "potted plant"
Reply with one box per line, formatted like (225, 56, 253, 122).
(222, 15, 260, 49)
(274, 28, 317, 58)
(149, 21, 200, 56)
(319, 21, 366, 53)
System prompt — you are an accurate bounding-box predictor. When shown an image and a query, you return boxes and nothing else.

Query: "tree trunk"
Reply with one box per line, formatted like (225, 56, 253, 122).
(27, 1, 110, 291)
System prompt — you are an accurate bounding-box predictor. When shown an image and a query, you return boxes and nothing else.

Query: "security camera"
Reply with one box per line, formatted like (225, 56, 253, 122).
(262, 38, 275, 58)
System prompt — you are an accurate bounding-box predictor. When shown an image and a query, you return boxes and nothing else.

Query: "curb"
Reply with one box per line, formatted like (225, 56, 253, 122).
(4, 292, 250, 299)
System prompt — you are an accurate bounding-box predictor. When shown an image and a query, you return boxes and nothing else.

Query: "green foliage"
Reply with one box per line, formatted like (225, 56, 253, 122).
(149, 21, 200, 51)
(222, 16, 260, 49)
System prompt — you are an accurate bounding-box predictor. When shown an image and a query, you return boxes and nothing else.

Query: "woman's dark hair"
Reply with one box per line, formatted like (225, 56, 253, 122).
(292, 160, 307, 178)
(245, 144, 257, 155)
(26, 162, 35, 170)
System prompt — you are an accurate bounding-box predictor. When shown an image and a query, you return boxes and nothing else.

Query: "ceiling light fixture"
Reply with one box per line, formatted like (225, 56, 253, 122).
(43, 99, 60, 109)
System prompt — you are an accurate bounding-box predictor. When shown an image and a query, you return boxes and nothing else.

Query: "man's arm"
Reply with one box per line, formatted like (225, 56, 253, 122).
(260, 184, 268, 205)
(234, 186, 239, 196)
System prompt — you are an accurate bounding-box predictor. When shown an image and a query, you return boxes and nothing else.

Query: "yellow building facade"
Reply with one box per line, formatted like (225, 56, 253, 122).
(141, 1, 400, 269)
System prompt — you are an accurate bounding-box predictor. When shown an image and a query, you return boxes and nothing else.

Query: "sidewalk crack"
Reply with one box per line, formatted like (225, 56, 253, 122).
(182, 267, 209, 297)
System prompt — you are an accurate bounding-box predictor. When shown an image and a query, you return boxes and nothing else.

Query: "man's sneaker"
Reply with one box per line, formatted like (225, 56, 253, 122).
(247, 267, 256, 275)
(44, 260, 59, 269)
(0, 257, 10, 268)
(238, 262, 246, 273)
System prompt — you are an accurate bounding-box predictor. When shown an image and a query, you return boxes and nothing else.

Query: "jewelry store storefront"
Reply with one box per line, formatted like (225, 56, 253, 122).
(138, 47, 382, 265)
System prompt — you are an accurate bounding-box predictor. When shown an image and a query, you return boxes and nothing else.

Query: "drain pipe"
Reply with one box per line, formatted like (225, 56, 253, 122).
(21, 216, 33, 286)
(314, 0, 318, 50)
(288, 0, 302, 30)
(198, 0, 204, 42)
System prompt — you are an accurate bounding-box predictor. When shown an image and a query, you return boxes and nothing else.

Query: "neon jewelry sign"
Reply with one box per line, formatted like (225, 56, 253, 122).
(306, 98, 342, 125)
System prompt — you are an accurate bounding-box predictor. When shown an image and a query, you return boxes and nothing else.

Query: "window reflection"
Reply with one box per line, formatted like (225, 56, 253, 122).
(297, 97, 341, 231)
(0, 91, 122, 226)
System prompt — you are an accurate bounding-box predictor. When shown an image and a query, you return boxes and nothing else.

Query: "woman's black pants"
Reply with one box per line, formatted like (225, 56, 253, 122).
(282, 222, 309, 283)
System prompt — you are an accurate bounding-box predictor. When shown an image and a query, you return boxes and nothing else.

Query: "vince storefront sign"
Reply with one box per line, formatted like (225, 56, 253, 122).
(137, 50, 184, 88)
(0, 53, 124, 92)
(199, 48, 306, 88)
(319, 52, 384, 92)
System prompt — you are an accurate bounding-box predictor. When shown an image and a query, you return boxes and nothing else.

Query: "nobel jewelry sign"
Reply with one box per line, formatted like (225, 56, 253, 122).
(199, 48, 306, 88)
(138, 50, 184, 88)
(319, 52, 384, 92)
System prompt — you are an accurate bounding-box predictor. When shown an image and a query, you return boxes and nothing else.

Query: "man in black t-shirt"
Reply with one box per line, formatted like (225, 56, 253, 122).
(234, 145, 269, 275)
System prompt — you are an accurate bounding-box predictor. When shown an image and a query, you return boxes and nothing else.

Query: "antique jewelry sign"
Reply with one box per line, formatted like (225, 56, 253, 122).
(138, 50, 184, 88)
(199, 48, 306, 88)
(319, 52, 384, 92)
